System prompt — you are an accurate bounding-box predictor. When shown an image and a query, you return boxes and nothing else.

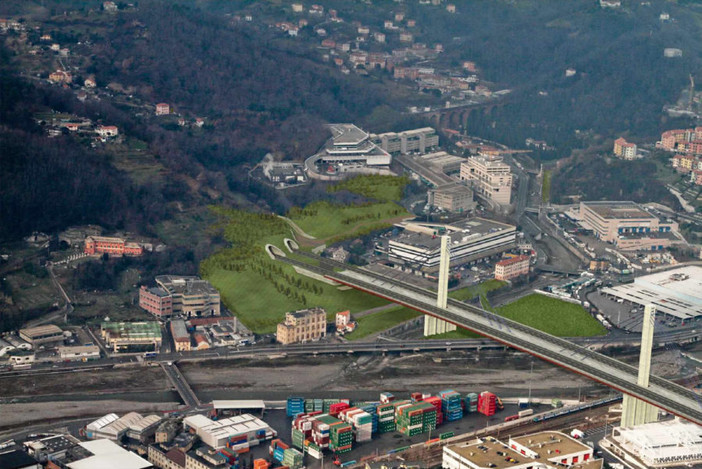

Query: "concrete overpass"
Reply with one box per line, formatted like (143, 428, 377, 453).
(274, 251, 702, 425)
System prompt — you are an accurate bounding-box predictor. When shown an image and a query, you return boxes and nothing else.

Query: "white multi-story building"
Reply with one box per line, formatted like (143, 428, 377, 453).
(371, 127, 439, 155)
(459, 155, 512, 205)
(386, 217, 517, 273)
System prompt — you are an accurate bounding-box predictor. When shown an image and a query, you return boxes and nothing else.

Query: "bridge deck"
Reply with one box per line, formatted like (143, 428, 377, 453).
(274, 251, 702, 425)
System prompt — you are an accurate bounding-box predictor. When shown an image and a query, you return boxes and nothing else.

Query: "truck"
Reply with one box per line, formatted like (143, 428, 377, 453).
(551, 398, 563, 408)
(518, 409, 534, 418)
(570, 429, 585, 439)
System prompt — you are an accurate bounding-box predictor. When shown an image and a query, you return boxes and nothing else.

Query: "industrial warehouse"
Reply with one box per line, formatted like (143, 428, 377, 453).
(385, 217, 517, 273)
(601, 266, 702, 320)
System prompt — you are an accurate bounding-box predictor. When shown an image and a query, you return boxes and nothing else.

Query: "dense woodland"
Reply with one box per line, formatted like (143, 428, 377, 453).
(3, 0, 702, 241)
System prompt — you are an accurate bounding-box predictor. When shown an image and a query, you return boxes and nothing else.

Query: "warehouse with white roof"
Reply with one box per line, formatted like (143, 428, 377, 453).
(601, 266, 702, 320)
(183, 413, 276, 449)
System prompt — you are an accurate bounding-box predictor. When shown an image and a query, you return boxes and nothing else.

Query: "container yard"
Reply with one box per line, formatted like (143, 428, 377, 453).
(273, 389, 525, 467)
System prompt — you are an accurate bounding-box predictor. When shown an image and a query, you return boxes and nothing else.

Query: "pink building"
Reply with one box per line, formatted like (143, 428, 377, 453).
(155, 103, 170, 116)
(495, 255, 531, 281)
(139, 285, 173, 317)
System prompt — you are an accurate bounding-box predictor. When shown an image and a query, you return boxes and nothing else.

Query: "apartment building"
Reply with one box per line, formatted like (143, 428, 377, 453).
(84, 236, 143, 256)
(659, 127, 702, 154)
(459, 155, 512, 205)
(371, 127, 439, 155)
(155, 103, 170, 116)
(155, 275, 221, 317)
(494, 255, 531, 281)
(613, 137, 637, 160)
(276, 307, 327, 345)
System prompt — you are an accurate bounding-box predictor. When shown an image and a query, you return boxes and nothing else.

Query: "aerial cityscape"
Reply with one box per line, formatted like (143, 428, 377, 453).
(2, 1, 702, 469)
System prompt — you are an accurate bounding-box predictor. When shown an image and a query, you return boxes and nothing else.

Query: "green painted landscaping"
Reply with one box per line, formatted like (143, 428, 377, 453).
(542, 170, 552, 203)
(427, 293, 606, 339)
(345, 306, 422, 340)
(497, 293, 607, 337)
(328, 174, 410, 202)
(288, 200, 408, 240)
(200, 208, 392, 333)
(449, 279, 507, 301)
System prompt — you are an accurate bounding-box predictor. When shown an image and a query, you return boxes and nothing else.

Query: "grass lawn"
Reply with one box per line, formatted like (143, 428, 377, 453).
(427, 293, 606, 339)
(497, 293, 607, 337)
(201, 208, 394, 333)
(449, 279, 506, 301)
(328, 175, 409, 202)
(345, 306, 422, 340)
(289, 201, 408, 240)
(542, 170, 552, 203)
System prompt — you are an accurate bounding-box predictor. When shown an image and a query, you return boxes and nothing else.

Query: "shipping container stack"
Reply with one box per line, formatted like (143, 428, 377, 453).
(218, 448, 239, 468)
(396, 401, 436, 436)
(311, 415, 337, 450)
(439, 390, 463, 422)
(478, 391, 496, 417)
(339, 408, 373, 442)
(376, 402, 396, 433)
(287, 397, 305, 417)
(226, 433, 249, 453)
(303, 439, 322, 460)
(465, 393, 478, 414)
(254, 459, 269, 469)
(283, 448, 303, 469)
(305, 398, 324, 413)
(270, 439, 289, 463)
(423, 396, 443, 426)
(380, 392, 395, 404)
(410, 392, 423, 402)
(291, 428, 305, 450)
(329, 419, 354, 453)
(329, 402, 350, 417)
(360, 403, 379, 434)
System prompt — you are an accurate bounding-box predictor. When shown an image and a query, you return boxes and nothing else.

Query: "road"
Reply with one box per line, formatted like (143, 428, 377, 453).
(274, 251, 702, 425)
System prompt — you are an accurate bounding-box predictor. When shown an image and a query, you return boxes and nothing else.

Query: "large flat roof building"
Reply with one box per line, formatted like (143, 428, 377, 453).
(66, 439, 152, 469)
(371, 127, 439, 155)
(100, 322, 162, 353)
(578, 201, 680, 251)
(443, 431, 600, 469)
(608, 419, 702, 468)
(386, 217, 517, 273)
(183, 414, 277, 449)
(155, 275, 220, 317)
(601, 266, 702, 320)
(428, 183, 475, 213)
(19, 324, 63, 345)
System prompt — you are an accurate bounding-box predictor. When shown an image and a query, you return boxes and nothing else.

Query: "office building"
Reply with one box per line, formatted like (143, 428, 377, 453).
(613, 137, 637, 160)
(459, 155, 512, 205)
(19, 324, 63, 346)
(443, 431, 600, 469)
(84, 236, 143, 257)
(577, 201, 680, 251)
(170, 320, 191, 352)
(601, 266, 702, 321)
(183, 414, 277, 449)
(371, 127, 439, 155)
(387, 218, 517, 273)
(306, 124, 391, 178)
(139, 286, 174, 318)
(101, 322, 162, 353)
(154, 276, 221, 317)
(276, 307, 327, 345)
(428, 183, 475, 212)
(607, 419, 702, 468)
(494, 255, 531, 281)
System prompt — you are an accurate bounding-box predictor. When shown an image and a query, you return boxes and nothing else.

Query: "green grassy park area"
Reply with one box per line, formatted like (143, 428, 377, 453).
(327, 174, 409, 202)
(200, 201, 408, 333)
(345, 306, 422, 340)
(427, 293, 607, 340)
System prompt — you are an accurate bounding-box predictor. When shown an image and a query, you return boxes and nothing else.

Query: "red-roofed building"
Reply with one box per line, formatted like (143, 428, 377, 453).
(155, 103, 170, 116)
(193, 333, 210, 350)
(495, 255, 531, 281)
